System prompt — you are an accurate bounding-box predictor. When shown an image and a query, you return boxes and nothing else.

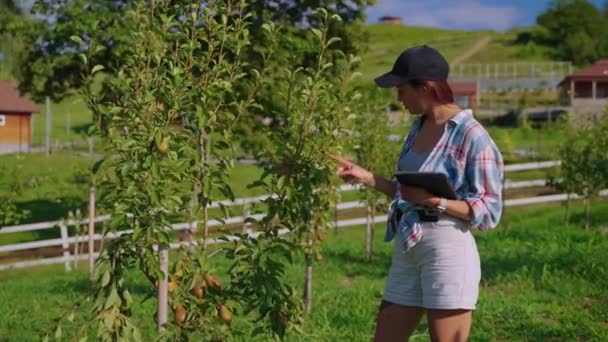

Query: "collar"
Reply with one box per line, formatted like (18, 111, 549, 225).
(415, 109, 472, 128)
(447, 109, 473, 126)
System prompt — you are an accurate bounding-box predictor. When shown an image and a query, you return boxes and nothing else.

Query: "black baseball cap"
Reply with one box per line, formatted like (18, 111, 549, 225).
(374, 45, 449, 88)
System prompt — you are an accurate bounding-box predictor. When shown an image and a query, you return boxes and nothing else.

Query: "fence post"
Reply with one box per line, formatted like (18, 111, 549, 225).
(88, 187, 96, 278)
(88, 137, 94, 157)
(157, 247, 169, 332)
(69, 211, 78, 269)
(242, 203, 252, 234)
(45, 97, 51, 157)
(59, 222, 72, 272)
(66, 111, 71, 146)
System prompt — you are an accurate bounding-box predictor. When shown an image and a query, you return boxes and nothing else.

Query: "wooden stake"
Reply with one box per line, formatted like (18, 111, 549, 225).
(157, 247, 169, 332)
(45, 97, 51, 156)
(88, 187, 96, 278)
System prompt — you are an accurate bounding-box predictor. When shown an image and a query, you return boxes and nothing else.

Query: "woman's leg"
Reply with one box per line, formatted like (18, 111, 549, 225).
(426, 309, 472, 342)
(373, 300, 424, 342)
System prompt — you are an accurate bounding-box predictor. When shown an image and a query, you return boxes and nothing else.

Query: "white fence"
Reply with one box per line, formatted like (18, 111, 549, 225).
(1, 160, 593, 272)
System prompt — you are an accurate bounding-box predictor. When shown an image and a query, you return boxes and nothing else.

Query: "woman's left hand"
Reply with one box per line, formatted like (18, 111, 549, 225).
(399, 185, 439, 207)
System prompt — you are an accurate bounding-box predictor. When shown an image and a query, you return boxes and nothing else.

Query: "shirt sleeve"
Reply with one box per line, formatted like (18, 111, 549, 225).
(459, 134, 504, 231)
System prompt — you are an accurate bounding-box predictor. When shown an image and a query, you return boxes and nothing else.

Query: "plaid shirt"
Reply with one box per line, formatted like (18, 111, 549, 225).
(385, 109, 504, 253)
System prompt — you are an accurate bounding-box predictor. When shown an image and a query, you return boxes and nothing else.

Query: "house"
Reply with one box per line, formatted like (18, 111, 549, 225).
(379, 16, 402, 25)
(558, 59, 608, 117)
(449, 80, 479, 110)
(0, 80, 38, 154)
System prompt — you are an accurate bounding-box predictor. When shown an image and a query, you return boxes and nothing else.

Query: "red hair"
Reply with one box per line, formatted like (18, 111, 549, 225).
(409, 80, 454, 105)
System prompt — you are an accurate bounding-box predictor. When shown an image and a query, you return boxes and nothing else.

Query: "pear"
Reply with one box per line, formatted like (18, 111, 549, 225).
(218, 305, 233, 325)
(174, 304, 186, 326)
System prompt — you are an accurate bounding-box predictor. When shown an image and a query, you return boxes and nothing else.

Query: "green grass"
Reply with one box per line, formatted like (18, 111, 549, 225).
(0, 152, 264, 245)
(358, 24, 491, 83)
(1, 201, 608, 341)
(30, 96, 93, 146)
(357, 24, 565, 86)
(466, 28, 556, 64)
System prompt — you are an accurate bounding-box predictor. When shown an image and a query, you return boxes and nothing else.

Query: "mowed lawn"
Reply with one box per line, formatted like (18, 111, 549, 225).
(1, 201, 607, 341)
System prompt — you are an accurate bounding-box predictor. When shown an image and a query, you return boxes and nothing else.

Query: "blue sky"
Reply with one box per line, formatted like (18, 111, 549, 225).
(366, 0, 605, 31)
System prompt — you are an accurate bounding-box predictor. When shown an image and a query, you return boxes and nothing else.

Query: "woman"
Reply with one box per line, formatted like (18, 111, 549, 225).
(334, 46, 503, 341)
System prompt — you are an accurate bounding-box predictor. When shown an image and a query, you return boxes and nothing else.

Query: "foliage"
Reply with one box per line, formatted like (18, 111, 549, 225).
(555, 113, 608, 228)
(49, 0, 301, 340)
(9, 0, 134, 101)
(349, 89, 402, 260)
(11, 0, 373, 102)
(0, 163, 29, 227)
(41, 1, 363, 340)
(536, 0, 608, 66)
(249, 8, 360, 313)
(0, 0, 25, 77)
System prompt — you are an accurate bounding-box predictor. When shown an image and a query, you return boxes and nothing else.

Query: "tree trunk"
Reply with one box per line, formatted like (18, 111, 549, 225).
(365, 202, 373, 261)
(202, 204, 209, 249)
(304, 247, 313, 314)
(333, 204, 338, 233)
(564, 195, 571, 225)
(584, 195, 591, 231)
(198, 128, 208, 250)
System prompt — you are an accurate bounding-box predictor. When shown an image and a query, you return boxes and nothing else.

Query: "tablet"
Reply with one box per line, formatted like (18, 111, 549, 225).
(394, 171, 458, 200)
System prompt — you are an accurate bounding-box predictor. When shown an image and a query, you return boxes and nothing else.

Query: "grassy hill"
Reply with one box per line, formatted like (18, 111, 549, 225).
(357, 24, 559, 83)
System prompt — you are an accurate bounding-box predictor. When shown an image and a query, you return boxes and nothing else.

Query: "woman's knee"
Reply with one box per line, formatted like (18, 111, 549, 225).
(374, 300, 424, 342)
(426, 309, 472, 342)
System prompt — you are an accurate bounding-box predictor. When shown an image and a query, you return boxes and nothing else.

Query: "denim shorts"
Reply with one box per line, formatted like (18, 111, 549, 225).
(383, 215, 481, 310)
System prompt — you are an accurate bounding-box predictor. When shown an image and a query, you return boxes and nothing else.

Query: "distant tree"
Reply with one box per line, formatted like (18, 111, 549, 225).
(11, 0, 374, 103)
(0, 0, 25, 74)
(349, 90, 403, 261)
(537, 0, 608, 65)
(0, 164, 29, 227)
(556, 114, 608, 229)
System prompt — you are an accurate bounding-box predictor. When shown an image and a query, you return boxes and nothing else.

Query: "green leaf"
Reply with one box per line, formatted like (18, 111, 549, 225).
(311, 28, 323, 42)
(79, 53, 88, 66)
(261, 22, 273, 34)
(105, 287, 120, 309)
(54, 325, 62, 340)
(151, 189, 160, 206)
(91, 65, 105, 75)
(70, 35, 84, 45)
(327, 37, 341, 46)
(122, 289, 133, 305)
(67, 312, 75, 322)
(101, 270, 111, 287)
(92, 158, 105, 175)
(132, 327, 143, 342)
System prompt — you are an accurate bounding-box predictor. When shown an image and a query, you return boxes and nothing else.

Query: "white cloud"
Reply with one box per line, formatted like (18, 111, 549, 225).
(368, 0, 520, 31)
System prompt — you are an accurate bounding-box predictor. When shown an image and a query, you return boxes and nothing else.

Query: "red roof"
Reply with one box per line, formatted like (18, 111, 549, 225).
(0, 80, 38, 114)
(559, 60, 608, 85)
(448, 80, 477, 95)
(379, 16, 402, 21)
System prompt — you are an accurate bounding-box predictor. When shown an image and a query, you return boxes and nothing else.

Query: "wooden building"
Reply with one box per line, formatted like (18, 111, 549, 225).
(449, 80, 479, 110)
(558, 59, 608, 117)
(0, 80, 38, 154)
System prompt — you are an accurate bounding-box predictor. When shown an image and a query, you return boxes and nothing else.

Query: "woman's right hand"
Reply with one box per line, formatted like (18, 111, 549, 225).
(332, 155, 375, 187)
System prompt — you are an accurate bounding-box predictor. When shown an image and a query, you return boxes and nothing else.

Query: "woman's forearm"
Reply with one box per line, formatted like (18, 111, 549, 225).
(365, 174, 398, 198)
(443, 199, 473, 222)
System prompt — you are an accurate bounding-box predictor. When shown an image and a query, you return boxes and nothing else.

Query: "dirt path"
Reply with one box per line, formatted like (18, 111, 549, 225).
(450, 35, 492, 66)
